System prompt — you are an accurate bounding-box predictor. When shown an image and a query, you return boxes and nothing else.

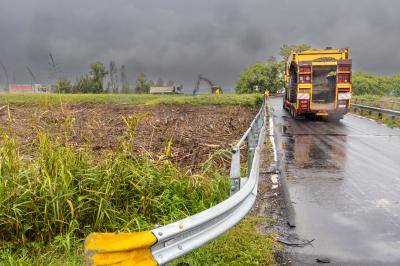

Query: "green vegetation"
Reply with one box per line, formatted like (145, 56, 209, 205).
(279, 43, 311, 62)
(172, 216, 279, 266)
(0, 244, 83, 266)
(352, 95, 400, 128)
(353, 95, 400, 110)
(235, 58, 282, 94)
(54, 62, 108, 94)
(50, 61, 152, 94)
(0, 93, 262, 107)
(353, 109, 400, 128)
(0, 113, 230, 264)
(89, 62, 108, 93)
(54, 77, 73, 94)
(171, 120, 279, 266)
(352, 72, 400, 96)
(135, 73, 151, 94)
(235, 44, 310, 94)
(0, 93, 270, 265)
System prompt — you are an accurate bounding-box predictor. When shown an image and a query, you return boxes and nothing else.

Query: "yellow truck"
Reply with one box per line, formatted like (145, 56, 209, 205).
(283, 47, 352, 120)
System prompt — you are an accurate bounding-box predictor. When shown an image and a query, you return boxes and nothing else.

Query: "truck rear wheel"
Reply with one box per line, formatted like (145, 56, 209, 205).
(290, 107, 297, 119)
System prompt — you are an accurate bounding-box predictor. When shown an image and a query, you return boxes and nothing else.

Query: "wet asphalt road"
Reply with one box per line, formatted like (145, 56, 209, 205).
(269, 97, 400, 265)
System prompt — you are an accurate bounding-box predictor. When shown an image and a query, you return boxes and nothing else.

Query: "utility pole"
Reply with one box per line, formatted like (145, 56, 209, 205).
(0, 61, 9, 91)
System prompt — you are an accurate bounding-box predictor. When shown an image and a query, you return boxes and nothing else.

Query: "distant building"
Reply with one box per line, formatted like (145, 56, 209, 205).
(149, 85, 182, 94)
(9, 84, 48, 93)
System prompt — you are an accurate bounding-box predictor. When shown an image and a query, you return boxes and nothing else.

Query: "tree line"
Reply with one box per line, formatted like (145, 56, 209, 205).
(235, 44, 310, 94)
(352, 72, 400, 96)
(54, 61, 163, 94)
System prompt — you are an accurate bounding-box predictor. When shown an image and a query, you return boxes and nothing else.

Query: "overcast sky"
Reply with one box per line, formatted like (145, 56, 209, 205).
(0, 0, 399, 91)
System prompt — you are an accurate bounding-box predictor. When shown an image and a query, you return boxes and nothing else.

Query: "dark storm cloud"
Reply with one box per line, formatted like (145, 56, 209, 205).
(0, 0, 399, 91)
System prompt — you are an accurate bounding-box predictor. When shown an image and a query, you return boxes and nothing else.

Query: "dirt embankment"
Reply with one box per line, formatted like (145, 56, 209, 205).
(0, 103, 257, 171)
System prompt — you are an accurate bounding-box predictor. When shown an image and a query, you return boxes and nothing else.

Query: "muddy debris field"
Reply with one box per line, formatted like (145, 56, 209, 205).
(0, 103, 257, 172)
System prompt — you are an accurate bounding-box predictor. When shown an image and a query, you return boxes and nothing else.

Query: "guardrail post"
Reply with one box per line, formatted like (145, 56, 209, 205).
(247, 128, 256, 178)
(378, 100, 384, 119)
(230, 146, 241, 195)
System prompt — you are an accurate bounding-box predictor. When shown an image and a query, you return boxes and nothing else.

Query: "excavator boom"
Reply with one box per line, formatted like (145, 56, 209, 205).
(193, 75, 222, 95)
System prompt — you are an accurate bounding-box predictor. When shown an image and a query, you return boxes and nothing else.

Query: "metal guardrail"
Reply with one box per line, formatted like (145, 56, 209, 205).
(85, 96, 267, 266)
(351, 103, 400, 117)
(352, 98, 400, 112)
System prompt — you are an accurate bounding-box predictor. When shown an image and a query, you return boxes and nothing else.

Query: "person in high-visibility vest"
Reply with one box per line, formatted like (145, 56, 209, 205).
(264, 89, 269, 97)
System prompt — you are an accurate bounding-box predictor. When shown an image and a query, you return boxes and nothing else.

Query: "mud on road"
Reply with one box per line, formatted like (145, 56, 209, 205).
(0, 103, 257, 172)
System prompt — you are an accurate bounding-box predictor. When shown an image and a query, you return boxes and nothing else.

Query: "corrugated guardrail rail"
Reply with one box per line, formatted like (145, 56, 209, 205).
(351, 99, 400, 118)
(84, 96, 267, 266)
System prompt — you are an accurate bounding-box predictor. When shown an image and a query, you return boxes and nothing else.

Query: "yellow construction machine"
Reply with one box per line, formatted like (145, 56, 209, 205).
(193, 75, 222, 95)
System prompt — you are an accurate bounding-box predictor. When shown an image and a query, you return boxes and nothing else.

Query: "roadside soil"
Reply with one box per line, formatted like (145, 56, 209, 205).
(248, 116, 293, 265)
(0, 103, 257, 172)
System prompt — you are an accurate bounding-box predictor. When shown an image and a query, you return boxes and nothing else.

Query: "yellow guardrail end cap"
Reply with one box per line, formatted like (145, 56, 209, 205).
(84, 231, 157, 266)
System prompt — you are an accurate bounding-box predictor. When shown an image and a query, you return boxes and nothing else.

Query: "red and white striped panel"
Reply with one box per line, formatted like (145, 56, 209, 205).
(338, 92, 352, 100)
(297, 93, 310, 100)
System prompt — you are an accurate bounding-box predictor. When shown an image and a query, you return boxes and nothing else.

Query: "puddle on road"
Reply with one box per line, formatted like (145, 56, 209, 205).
(283, 134, 346, 171)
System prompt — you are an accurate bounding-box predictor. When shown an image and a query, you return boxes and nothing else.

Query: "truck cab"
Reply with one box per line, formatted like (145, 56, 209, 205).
(283, 47, 352, 120)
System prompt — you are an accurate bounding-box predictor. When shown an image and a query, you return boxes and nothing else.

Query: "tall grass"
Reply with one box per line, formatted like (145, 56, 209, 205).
(0, 114, 230, 248)
(0, 93, 262, 108)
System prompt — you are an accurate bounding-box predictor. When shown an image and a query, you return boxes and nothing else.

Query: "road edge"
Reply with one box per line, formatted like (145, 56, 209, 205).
(268, 98, 296, 228)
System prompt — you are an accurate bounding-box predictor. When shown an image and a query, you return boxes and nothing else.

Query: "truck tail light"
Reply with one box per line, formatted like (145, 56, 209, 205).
(338, 73, 351, 83)
(299, 74, 311, 84)
(338, 100, 348, 109)
(299, 99, 309, 110)
(299, 66, 311, 72)
(338, 65, 351, 72)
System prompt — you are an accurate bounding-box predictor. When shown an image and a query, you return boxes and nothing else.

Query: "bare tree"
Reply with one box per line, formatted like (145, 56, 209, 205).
(120, 65, 129, 93)
(107, 61, 118, 93)
(166, 80, 175, 86)
(156, 78, 164, 86)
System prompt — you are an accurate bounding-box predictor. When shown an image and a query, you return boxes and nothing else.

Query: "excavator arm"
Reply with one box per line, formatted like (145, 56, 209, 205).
(193, 75, 222, 95)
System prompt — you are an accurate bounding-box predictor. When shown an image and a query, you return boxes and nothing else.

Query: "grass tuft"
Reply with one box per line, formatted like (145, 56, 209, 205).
(172, 216, 279, 266)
